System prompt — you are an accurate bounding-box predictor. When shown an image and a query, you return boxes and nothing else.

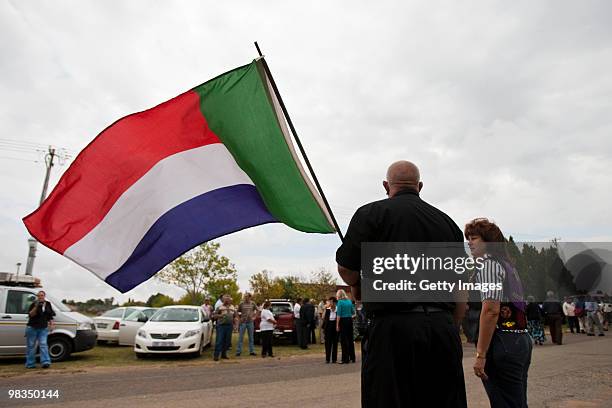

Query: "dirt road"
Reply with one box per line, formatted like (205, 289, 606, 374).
(1, 333, 610, 407)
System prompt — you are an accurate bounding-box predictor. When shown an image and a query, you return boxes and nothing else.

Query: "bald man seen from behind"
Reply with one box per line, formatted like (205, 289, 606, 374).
(336, 160, 467, 408)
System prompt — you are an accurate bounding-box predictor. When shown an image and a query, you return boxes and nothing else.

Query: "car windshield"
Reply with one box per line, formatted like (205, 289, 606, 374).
(150, 308, 199, 322)
(271, 304, 292, 314)
(125, 308, 158, 321)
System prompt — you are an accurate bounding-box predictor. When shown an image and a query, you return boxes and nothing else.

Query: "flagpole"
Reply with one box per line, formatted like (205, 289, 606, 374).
(254, 42, 344, 242)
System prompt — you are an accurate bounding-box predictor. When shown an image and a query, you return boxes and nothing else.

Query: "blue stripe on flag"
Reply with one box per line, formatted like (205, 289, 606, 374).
(105, 184, 277, 292)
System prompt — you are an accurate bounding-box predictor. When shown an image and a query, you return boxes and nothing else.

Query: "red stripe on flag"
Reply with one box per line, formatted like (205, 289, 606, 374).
(23, 90, 219, 254)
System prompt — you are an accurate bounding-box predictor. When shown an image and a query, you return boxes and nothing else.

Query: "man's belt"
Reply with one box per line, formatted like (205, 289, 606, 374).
(367, 305, 450, 317)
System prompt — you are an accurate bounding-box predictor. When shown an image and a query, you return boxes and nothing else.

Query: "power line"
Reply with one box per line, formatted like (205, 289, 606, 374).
(0, 138, 48, 148)
(0, 155, 40, 163)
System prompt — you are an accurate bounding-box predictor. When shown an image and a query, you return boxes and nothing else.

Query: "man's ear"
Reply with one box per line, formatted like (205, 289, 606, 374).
(383, 180, 390, 195)
(418, 181, 423, 192)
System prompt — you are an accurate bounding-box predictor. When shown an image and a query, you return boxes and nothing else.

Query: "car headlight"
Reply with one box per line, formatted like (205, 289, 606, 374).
(184, 329, 201, 338)
(137, 330, 148, 338)
(77, 322, 93, 330)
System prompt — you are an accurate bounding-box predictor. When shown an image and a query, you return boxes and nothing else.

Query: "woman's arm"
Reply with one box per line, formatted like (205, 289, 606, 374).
(477, 300, 500, 355)
(474, 300, 500, 380)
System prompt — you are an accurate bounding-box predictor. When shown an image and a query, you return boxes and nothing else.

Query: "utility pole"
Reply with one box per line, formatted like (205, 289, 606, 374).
(25, 146, 56, 276)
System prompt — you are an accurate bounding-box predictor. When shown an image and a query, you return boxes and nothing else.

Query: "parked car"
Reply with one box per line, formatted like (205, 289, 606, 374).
(94, 306, 152, 344)
(118, 308, 158, 346)
(0, 283, 97, 361)
(254, 299, 295, 344)
(134, 305, 212, 357)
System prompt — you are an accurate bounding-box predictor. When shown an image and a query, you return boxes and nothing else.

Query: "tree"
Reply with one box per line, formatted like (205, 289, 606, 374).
(207, 278, 242, 304)
(276, 276, 304, 300)
(121, 298, 145, 306)
(157, 242, 237, 304)
(308, 267, 338, 301)
(249, 267, 339, 303)
(146, 293, 175, 308)
(249, 270, 283, 303)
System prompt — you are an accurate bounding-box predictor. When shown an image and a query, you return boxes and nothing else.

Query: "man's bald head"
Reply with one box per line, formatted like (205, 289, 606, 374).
(383, 160, 423, 197)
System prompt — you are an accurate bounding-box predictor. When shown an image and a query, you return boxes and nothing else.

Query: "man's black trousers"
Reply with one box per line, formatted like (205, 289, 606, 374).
(324, 326, 338, 362)
(296, 318, 307, 348)
(361, 311, 467, 408)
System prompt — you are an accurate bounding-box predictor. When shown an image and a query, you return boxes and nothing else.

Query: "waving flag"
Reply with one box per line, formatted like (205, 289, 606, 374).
(23, 59, 335, 292)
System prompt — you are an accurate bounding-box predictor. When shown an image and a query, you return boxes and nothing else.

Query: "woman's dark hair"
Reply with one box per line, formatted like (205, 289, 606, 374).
(464, 217, 513, 264)
(263, 300, 271, 309)
(328, 296, 337, 304)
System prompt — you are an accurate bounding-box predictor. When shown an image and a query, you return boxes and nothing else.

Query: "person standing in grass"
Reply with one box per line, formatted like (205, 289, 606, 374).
(318, 300, 326, 344)
(236, 292, 258, 356)
(213, 294, 237, 361)
(26, 291, 55, 369)
(201, 296, 213, 320)
(322, 297, 339, 363)
(259, 301, 276, 358)
(301, 298, 316, 348)
(335, 289, 355, 364)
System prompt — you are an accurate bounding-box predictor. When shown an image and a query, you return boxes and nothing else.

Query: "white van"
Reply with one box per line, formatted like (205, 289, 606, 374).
(0, 282, 97, 361)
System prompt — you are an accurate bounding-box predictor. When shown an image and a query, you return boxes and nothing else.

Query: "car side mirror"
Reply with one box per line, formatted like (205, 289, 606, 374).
(137, 316, 148, 323)
(202, 317, 210, 322)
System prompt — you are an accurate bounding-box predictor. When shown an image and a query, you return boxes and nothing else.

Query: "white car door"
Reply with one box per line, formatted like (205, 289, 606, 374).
(119, 310, 147, 346)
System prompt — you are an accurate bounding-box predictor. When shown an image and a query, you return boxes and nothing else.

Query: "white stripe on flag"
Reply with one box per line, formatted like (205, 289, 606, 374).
(262, 70, 335, 230)
(64, 143, 255, 279)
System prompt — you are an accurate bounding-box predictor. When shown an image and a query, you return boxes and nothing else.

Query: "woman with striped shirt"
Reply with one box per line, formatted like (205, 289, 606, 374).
(466, 218, 532, 408)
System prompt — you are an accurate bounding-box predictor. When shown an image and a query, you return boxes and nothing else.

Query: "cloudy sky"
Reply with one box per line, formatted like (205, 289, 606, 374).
(1, 1, 611, 303)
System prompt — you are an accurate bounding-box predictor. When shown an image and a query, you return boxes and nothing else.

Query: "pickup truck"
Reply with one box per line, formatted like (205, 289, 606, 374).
(254, 299, 296, 344)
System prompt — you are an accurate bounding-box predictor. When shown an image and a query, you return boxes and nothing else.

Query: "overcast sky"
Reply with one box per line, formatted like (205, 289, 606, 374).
(1, 1, 611, 303)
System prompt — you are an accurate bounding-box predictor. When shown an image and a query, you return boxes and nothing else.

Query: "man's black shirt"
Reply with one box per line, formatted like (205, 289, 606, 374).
(336, 189, 464, 313)
(27, 301, 55, 329)
(300, 302, 315, 325)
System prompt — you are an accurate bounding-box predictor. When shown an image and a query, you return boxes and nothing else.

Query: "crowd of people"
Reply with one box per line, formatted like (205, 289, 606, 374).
(202, 291, 366, 364)
(463, 292, 610, 347)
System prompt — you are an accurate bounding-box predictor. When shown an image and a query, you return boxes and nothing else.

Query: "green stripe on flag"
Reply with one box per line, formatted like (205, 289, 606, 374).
(193, 61, 334, 233)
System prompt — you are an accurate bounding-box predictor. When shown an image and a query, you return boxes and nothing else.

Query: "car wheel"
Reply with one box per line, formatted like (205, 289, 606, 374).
(48, 336, 72, 362)
(97, 340, 108, 345)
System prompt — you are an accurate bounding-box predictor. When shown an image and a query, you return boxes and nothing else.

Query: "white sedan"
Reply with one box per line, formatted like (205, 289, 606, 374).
(118, 308, 158, 346)
(134, 305, 212, 357)
(94, 306, 152, 343)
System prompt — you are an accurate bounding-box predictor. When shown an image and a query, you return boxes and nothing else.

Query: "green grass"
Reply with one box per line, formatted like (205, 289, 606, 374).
(0, 333, 327, 378)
